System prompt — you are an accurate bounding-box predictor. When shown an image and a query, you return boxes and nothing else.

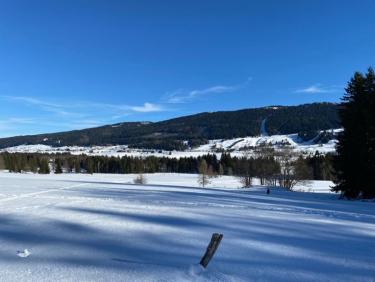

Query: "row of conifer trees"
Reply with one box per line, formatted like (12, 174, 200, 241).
(0, 151, 334, 182)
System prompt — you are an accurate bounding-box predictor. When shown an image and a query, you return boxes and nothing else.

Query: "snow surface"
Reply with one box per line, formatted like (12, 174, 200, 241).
(1, 144, 222, 159)
(195, 132, 340, 155)
(260, 118, 269, 137)
(0, 172, 374, 281)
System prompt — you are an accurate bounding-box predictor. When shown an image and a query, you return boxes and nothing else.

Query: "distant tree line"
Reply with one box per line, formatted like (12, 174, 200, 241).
(1, 153, 51, 174)
(0, 151, 335, 185)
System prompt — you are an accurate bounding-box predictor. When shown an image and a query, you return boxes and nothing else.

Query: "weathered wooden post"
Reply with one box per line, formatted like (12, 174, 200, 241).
(199, 233, 223, 268)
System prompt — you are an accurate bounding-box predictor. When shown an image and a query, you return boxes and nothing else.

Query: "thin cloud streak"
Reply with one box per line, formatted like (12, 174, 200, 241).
(164, 77, 252, 104)
(1, 95, 166, 115)
(3, 96, 61, 108)
(295, 84, 343, 94)
(1, 95, 84, 117)
(0, 117, 117, 137)
(1, 117, 36, 124)
(0, 95, 167, 136)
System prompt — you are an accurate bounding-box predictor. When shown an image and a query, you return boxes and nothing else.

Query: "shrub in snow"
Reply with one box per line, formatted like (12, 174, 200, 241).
(133, 174, 147, 185)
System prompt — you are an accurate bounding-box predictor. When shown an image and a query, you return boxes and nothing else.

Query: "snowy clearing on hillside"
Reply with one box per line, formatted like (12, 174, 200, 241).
(194, 134, 338, 154)
(0, 129, 342, 158)
(0, 172, 374, 281)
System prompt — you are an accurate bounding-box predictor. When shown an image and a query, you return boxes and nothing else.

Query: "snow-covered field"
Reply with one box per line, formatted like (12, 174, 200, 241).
(0, 129, 341, 158)
(194, 132, 339, 155)
(0, 172, 374, 281)
(1, 144, 216, 159)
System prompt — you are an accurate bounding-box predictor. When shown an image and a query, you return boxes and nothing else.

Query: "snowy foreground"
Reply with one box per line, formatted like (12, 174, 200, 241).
(0, 172, 374, 281)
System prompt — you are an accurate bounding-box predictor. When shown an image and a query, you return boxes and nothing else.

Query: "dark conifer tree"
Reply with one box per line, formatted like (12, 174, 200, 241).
(84, 157, 94, 174)
(74, 159, 81, 173)
(55, 158, 63, 174)
(0, 154, 5, 170)
(333, 68, 375, 198)
(39, 158, 50, 174)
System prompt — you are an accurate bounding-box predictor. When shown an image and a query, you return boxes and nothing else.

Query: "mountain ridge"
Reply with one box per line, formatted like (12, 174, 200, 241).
(0, 102, 340, 150)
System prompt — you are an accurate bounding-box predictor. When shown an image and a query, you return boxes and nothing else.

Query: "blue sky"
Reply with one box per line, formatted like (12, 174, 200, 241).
(0, 0, 374, 137)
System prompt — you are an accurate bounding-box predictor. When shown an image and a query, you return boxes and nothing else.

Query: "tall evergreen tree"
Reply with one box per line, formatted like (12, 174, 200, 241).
(74, 160, 81, 173)
(333, 68, 375, 198)
(39, 158, 50, 174)
(55, 158, 63, 174)
(0, 154, 5, 170)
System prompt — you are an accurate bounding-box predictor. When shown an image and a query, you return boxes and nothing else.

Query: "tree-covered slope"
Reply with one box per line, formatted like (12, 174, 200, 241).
(0, 102, 340, 150)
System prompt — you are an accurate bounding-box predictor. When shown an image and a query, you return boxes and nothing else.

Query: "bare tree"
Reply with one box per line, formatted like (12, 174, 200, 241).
(237, 157, 254, 188)
(239, 173, 253, 187)
(198, 159, 211, 188)
(253, 145, 280, 185)
(133, 173, 147, 185)
(276, 148, 312, 190)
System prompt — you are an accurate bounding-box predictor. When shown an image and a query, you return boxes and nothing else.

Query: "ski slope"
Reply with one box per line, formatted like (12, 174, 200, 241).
(194, 134, 338, 154)
(0, 172, 374, 281)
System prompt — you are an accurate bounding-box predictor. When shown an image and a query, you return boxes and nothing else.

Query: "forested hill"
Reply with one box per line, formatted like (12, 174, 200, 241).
(0, 102, 340, 150)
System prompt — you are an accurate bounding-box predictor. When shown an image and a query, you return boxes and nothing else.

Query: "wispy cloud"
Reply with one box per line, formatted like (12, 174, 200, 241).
(0, 96, 168, 137)
(0, 118, 107, 138)
(4, 117, 36, 124)
(4, 96, 60, 108)
(129, 102, 163, 113)
(0, 96, 166, 116)
(2, 95, 82, 117)
(295, 84, 343, 94)
(164, 77, 252, 104)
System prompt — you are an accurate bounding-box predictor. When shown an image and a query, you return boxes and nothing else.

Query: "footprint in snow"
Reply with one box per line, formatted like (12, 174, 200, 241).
(17, 249, 31, 258)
